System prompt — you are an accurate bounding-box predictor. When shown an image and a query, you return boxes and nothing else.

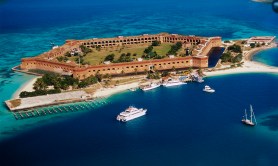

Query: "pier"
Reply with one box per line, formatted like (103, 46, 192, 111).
(12, 98, 108, 120)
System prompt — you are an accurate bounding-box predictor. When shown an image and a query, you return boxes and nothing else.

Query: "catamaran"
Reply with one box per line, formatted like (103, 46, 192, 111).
(242, 105, 257, 126)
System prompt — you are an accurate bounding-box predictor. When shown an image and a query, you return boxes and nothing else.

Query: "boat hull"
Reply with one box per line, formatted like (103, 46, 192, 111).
(203, 89, 215, 93)
(117, 110, 147, 122)
(241, 119, 255, 126)
(163, 82, 186, 87)
(142, 85, 160, 91)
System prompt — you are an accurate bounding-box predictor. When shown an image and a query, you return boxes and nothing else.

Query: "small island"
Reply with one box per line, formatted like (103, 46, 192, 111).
(5, 33, 278, 116)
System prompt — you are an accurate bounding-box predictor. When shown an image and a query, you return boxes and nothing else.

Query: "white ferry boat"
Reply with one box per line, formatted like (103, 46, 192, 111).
(242, 105, 257, 126)
(203, 85, 215, 93)
(116, 106, 147, 122)
(162, 79, 186, 87)
(142, 83, 161, 91)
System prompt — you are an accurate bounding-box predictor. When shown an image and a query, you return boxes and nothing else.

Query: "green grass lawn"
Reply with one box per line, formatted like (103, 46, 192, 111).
(69, 43, 174, 65)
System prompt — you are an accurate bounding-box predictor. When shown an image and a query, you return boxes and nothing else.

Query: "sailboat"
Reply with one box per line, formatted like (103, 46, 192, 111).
(241, 105, 257, 126)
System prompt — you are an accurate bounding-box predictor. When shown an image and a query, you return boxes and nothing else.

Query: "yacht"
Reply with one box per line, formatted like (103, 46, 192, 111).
(242, 105, 257, 126)
(116, 106, 147, 122)
(203, 85, 215, 93)
(141, 83, 161, 91)
(162, 79, 186, 87)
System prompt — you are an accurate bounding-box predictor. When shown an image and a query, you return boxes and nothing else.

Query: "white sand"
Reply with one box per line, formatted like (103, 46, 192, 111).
(204, 60, 278, 77)
(13, 77, 40, 99)
(93, 82, 139, 98)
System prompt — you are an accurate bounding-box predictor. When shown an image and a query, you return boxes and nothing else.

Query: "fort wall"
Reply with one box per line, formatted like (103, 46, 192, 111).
(20, 33, 222, 79)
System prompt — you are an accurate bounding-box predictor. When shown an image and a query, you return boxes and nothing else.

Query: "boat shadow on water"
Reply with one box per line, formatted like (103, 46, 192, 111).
(260, 114, 278, 131)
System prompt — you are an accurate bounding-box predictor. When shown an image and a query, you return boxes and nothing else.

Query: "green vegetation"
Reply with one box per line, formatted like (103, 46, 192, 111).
(168, 42, 182, 55)
(80, 45, 92, 55)
(221, 52, 232, 62)
(19, 73, 99, 98)
(147, 72, 161, 79)
(57, 56, 69, 62)
(161, 71, 170, 77)
(116, 53, 133, 63)
(221, 52, 243, 63)
(151, 40, 161, 46)
(68, 43, 173, 65)
(65, 52, 72, 57)
(78, 76, 98, 88)
(228, 44, 242, 53)
(104, 54, 115, 61)
(19, 89, 61, 98)
(250, 43, 256, 48)
(144, 46, 154, 54)
(231, 54, 243, 63)
(142, 45, 165, 60)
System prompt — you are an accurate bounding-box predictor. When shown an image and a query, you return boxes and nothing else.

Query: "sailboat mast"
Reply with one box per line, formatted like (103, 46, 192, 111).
(250, 105, 253, 123)
(244, 109, 247, 120)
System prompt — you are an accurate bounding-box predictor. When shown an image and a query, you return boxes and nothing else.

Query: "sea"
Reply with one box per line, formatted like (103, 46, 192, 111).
(0, 0, 278, 165)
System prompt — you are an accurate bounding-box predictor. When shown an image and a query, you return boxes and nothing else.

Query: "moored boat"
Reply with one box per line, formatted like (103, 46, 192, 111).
(129, 88, 137, 91)
(116, 106, 147, 122)
(242, 105, 257, 126)
(162, 79, 186, 87)
(141, 83, 161, 91)
(203, 85, 215, 93)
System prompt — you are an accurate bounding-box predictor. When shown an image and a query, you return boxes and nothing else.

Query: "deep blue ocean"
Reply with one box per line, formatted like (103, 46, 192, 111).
(0, 0, 278, 166)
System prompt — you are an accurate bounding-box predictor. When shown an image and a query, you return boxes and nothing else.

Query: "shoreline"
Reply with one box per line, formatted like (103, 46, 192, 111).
(9, 44, 278, 108)
(204, 60, 278, 77)
(93, 82, 140, 98)
(205, 45, 278, 77)
(244, 45, 276, 61)
(12, 77, 40, 99)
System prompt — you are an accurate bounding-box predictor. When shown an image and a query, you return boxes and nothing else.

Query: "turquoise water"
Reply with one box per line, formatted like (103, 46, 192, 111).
(0, 0, 278, 165)
(253, 48, 278, 67)
(1, 73, 278, 166)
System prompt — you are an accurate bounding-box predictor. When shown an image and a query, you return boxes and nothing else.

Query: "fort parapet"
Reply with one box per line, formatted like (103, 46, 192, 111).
(20, 33, 222, 79)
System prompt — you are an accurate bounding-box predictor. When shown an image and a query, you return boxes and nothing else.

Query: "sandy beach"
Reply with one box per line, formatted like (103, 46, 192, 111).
(13, 77, 40, 99)
(205, 45, 278, 77)
(204, 61, 278, 77)
(93, 82, 140, 98)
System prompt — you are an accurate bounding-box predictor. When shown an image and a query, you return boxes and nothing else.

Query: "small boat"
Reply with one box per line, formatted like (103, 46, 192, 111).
(197, 77, 204, 83)
(129, 88, 137, 92)
(242, 105, 257, 126)
(162, 79, 186, 87)
(203, 85, 215, 93)
(141, 83, 161, 91)
(116, 106, 147, 122)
